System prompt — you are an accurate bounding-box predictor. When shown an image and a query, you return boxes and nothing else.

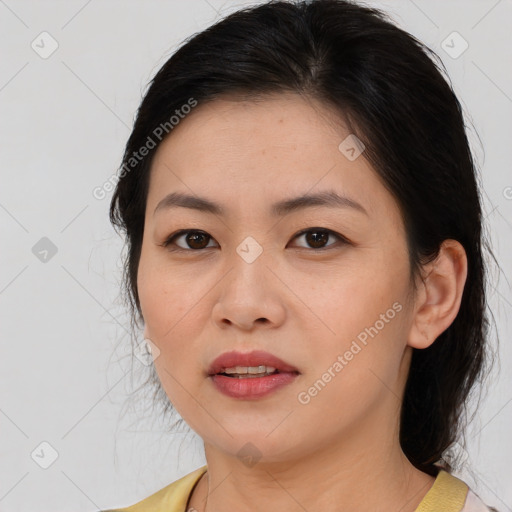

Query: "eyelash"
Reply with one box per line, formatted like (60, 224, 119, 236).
(160, 228, 351, 253)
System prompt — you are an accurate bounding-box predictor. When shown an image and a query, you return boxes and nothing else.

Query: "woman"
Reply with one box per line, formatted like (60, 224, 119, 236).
(104, 0, 499, 510)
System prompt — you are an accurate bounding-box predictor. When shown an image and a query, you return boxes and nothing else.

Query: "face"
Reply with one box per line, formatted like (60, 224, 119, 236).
(137, 93, 417, 463)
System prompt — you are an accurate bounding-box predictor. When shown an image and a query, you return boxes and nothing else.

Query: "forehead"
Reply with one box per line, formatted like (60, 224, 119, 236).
(146, 93, 399, 227)
(158, 93, 349, 156)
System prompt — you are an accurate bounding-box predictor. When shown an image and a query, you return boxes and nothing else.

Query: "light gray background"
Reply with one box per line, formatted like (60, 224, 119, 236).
(1, 1, 511, 511)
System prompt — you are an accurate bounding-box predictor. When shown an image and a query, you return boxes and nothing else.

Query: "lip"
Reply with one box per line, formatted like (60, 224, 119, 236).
(207, 350, 300, 400)
(207, 350, 299, 376)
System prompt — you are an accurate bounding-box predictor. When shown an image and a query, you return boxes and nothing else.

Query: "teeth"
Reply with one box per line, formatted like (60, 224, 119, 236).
(223, 365, 276, 375)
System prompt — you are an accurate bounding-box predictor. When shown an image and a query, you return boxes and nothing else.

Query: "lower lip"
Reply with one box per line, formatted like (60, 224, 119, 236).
(210, 372, 298, 399)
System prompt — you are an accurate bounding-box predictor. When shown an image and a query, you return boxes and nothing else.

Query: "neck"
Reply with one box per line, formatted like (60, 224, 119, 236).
(189, 402, 436, 512)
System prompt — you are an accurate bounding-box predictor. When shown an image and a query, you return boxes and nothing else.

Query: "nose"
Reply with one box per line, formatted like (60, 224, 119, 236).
(211, 253, 286, 331)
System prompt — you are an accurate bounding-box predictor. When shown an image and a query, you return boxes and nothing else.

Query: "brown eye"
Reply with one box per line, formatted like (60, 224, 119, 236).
(162, 227, 349, 253)
(163, 230, 217, 250)
(291, 228, 348, 250)
(304, 230, 329, 249)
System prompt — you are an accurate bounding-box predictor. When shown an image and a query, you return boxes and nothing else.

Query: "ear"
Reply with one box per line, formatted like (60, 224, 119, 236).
(407, 240, 468, 349)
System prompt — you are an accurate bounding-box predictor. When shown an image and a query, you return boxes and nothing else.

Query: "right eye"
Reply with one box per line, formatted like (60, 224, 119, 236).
(161, 229, 218, 251)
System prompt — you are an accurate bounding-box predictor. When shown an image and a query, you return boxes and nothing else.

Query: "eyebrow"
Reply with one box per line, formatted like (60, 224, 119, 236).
(153, 190, 368, 217)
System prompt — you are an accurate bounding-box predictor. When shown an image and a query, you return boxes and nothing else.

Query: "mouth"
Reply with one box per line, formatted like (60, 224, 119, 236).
(207, 350, 300, 399)
(216, 365, 283, 378)
(207, 349, 300, 377)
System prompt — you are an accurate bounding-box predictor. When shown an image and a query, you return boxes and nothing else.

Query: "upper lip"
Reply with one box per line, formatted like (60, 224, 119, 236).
(208, 350, 300, 376)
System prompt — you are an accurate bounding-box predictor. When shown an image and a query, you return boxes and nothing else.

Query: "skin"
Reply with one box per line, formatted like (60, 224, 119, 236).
(137, 92, 468, 512)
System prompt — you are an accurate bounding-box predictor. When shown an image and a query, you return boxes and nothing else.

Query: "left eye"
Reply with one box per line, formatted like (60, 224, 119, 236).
(161, 228, 349, 251)
(291, 228, 348, 250)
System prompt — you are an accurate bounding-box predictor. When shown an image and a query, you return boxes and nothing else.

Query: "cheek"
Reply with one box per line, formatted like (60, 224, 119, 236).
(138, 255, 206, 339)
(304, 265, 410, 389)
(137, 257, 213, 393)
(314, 266, 405, 338)
(297, 301, 408, 432)
(137, 263, 200, 409)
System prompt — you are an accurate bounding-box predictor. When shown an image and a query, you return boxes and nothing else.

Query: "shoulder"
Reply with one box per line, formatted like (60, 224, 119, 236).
(461, 489, 499, 512)
(418, 469, 497, 512)
(101, 465, 207, 512)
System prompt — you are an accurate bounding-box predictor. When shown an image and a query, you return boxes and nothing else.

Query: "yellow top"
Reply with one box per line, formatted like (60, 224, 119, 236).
(104, 465, 491, 512)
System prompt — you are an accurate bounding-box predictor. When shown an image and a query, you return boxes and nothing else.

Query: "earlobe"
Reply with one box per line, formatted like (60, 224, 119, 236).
(407, 240, 468, 350)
